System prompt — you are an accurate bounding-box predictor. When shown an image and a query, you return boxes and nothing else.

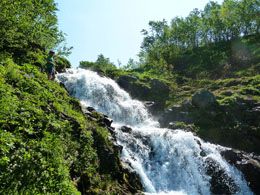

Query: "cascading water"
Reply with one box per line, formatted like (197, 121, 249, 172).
(57, 68, 252, 195)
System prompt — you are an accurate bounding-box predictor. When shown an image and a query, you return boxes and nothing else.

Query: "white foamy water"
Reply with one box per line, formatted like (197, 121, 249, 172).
(57, 68, 252, 195)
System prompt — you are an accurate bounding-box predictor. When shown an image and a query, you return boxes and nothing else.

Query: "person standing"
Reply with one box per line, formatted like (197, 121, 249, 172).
(46, 50, 56, 80)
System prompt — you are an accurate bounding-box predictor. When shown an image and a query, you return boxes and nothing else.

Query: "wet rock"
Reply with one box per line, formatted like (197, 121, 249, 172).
(144, 101, 163, 115)
(120, 126, 133, 133)
(86, 106, 96, 112)
(107, 126, 115, 132)
(113, 143, 123, 154)
(149, 102, 166, 115)
(121, 161, 144, 193)
(205, 157, 238, 194)
(181, 100, 193, 110)
(102, 116, 113, 127)
(83, 110, 92, 117)
(144, 101, 155, 107)
(221, 149, 260, 194)
(192, 89, 217, 108)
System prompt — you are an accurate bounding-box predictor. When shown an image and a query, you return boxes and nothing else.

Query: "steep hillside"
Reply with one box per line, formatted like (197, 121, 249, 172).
(0, 59, 142, 194)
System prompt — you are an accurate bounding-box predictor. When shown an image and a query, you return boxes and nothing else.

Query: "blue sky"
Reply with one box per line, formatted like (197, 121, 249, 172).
(56, 0, 224, 67)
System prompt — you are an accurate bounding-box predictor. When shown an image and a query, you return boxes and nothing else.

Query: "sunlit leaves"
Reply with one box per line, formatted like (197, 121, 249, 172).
(0, 0, 60, 58)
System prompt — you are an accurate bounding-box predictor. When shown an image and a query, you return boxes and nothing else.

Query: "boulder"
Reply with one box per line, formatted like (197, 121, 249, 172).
(158, 105, 194, 127)
(117, 75, 150, 99)
(120, 126, 132, 133)
(221, 149, 260, 194)
(192, 89, 217, 108)
(144, 101, 155, 107)
(101, 116, 113, 127)
(150, 79, 170, 98)
(144, 101, 165, 115)
(168, 122, 197, 132)
(116, 75, 170, 114)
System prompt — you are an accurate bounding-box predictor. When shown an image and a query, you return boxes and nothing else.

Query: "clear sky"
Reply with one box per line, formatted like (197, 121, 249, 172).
(56, 0, 224, 67)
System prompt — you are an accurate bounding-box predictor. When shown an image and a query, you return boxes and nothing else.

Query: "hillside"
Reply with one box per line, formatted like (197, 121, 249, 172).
(0, 59, 141, 194)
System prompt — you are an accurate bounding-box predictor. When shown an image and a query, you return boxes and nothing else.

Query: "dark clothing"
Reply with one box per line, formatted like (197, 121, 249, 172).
(46, 55, 55, 76)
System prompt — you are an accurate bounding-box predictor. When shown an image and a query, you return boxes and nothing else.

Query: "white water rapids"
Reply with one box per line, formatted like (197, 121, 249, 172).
(57, 69, 252, 195)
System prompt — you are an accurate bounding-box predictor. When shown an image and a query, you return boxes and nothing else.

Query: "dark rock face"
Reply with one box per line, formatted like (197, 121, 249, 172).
(86, 106, 96, 112)
(101, 116, 113, 127)
(150, 79, 170, 99)
(205, 157, 238, 194)
(121, 161, 144, 192)
(159, 105, 194, 127)
(158, 90, 260, 154)
(117, 75, 151, 102)
(221, 149, 260, 194)
(191, 89, 217, 108)
(117, 75, 138, 88)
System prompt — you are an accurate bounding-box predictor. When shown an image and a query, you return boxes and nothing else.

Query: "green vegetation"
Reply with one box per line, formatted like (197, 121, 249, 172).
(80, 54, 117, 75)
(0, 59, 138, 194)
(0, 0, 71, 71)
(0, 0, 60, 61)
(139, 0, 259, 78)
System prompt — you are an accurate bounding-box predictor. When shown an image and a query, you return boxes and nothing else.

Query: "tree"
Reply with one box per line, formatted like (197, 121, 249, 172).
(122, 58, 139, 70)
(138, 0, 259, 75)
(0, 0, 61, 59)
(80, 54, 116, 72)
(238, 0, 260, 35)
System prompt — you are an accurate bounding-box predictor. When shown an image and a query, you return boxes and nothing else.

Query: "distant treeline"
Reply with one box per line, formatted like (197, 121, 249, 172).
(142, 0, 259, 49)
(139, 0, 259, 76)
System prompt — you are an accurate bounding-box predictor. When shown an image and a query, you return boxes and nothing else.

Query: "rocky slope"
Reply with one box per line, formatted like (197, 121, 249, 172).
(111, 73, 260, 155)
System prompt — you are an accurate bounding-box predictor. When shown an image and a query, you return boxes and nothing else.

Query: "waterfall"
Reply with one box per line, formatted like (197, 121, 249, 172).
(57, 68, 252, 195)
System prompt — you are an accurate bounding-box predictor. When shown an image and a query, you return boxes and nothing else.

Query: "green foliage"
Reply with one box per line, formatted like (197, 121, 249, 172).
(0, 59, 129, 193)
(122, 58, 140, 70)
(55, 56, 72, 72)
(80, 54, 116, 74)
(0, 0, 62, 62)
(139, 0, 259, 78)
